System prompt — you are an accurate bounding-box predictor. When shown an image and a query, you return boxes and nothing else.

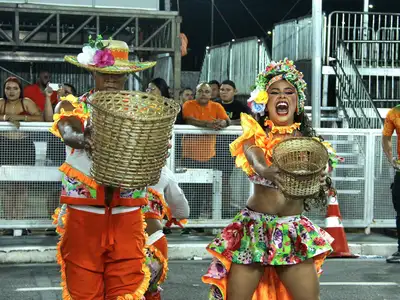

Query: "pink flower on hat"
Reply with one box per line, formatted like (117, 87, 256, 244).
(93, 49, 115, 67)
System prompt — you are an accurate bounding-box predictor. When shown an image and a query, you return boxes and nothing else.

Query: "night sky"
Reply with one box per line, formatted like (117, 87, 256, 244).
(173, 0, 400, 71)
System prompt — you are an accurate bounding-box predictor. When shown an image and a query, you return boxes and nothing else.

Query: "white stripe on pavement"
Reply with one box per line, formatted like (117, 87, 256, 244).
(16, 287, 62, 291)
(15, 282, 399, 292)
(321, 282, 399, 286)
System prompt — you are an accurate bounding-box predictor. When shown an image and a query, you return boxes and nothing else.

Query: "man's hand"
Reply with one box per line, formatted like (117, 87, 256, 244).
(44, 85, 54, 97)
(166, 141, 172, 159)
(84, 123, 94, 158)
(320, 170, 327, 186)
(391, 158, 400, 170)
(211, 119, 228, 130)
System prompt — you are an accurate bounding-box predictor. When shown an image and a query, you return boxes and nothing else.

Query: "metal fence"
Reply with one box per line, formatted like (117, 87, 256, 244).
(0, 123, 397, 229)
(199, 37, 271, 95)
(272, 16, 324, 61)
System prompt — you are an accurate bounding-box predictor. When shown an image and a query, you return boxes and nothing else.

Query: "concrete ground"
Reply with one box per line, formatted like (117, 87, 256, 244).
(0, 259, 399, 300)
(0, 232, 398, 263)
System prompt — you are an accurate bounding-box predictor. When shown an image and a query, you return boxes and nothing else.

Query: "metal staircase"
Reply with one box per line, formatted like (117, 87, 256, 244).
(316, 40, 383, 224)
(304, 106, 341, 128)
(333, 40, 383, 130)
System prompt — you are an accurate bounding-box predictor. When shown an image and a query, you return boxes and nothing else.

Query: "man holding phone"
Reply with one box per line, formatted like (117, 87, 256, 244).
(24, 70, 58, 121)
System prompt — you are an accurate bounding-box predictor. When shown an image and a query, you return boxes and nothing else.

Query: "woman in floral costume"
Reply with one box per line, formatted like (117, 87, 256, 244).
(202, 59, 336, 300)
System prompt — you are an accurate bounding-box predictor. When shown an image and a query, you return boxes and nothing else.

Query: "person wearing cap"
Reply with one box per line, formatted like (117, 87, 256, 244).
(50, 36, 156, 299)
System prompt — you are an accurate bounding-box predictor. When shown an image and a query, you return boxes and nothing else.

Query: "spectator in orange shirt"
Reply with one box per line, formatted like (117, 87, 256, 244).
(181, 82, 229, 219)
(182, 82, 230, 165)
(24, 70, 58, 121)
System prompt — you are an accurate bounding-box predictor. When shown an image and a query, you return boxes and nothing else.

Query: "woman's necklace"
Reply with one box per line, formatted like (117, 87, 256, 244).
(265, 120, 301, 135)
(271, 123, 301, 135)
(7, 99, 21, 113)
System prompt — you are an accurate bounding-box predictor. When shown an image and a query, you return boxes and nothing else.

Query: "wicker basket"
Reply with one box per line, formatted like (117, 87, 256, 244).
(86, 91, 180, 189)
(272, 137, 329, 199)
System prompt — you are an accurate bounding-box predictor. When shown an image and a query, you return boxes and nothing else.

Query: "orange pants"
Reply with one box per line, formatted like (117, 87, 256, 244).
(144, 235, 168, 300)
(58, 206, 150, 300)
(153, 236, 168, 258)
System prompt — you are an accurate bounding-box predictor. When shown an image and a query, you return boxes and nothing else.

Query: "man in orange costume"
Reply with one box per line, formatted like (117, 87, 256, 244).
(382, 104, 400, 264)
(51, 36, 157, 299)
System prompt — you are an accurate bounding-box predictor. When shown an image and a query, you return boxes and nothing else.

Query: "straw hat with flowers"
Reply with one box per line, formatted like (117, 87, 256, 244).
(64, 35, 156, 74)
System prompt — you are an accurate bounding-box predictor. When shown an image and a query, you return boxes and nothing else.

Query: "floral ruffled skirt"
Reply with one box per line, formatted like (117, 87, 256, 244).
(202, 207, 333, 300)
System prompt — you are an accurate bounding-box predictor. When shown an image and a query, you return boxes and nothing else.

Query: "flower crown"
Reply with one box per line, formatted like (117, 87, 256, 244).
(77, 35, 115, 68)
(247, 58, 307, 115)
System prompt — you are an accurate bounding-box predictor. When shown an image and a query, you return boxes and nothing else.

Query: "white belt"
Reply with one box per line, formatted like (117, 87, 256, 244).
(68, 205, 140, 215)
(146, 230, 165, 246)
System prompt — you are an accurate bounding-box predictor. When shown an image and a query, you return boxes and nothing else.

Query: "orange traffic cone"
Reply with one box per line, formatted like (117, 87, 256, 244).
(325, 192, 358, 258)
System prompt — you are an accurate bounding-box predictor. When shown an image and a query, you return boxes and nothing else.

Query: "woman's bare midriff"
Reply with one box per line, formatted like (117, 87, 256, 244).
(146, 218, 163, 236)
(246, 184, 304, 216)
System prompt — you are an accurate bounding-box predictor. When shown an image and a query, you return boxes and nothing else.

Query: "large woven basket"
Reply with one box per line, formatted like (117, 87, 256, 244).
(86, 91, 180, 189)
(272, 137, 329, 199)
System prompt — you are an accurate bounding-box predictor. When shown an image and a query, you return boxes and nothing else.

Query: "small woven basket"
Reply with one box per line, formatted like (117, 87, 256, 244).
(87, 91, 180, 189)
(272, 137, 329, 199)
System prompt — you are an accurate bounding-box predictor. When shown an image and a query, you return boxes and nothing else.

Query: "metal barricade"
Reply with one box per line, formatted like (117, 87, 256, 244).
(0, 123, 397, 229)
(372, 132, 397, 228)
(0, 122, 64, 229)
(171, 125, 247, 227)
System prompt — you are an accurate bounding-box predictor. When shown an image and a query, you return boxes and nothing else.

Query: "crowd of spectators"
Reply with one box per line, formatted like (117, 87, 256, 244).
(0, 73, 249, 235)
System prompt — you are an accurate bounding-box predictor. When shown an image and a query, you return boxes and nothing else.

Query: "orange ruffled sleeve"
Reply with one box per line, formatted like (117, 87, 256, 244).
(49, 95, 90, 139)
(229, 113, 281, 176)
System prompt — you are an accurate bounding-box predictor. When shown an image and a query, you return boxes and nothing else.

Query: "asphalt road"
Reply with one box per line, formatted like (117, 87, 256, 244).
(0, 259, 399, 300)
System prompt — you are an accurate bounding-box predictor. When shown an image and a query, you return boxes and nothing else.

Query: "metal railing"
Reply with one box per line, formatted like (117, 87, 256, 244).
(333, 40, 383, 130)
(0, 123, 396, 230)
(340, 40, 400, 108)
(326, 11, 400, 64)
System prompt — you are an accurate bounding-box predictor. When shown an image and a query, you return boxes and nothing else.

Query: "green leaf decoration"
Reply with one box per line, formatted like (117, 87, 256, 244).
(133, 190, 143, 198)
(88, 35, 96, 48)
(96, 41, 105, 50)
